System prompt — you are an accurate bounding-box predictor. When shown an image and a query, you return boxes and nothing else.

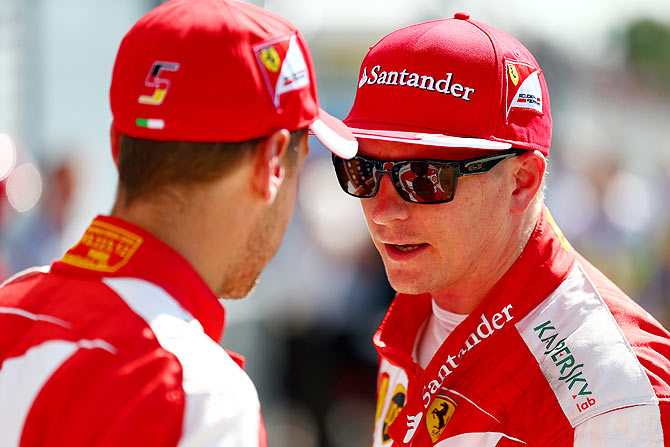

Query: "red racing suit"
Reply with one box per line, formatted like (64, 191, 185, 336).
(372, 209, 670, 446)
(0, 216, 267, 446)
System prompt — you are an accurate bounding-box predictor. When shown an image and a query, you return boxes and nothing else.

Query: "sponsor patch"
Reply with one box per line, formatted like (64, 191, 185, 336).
(421, 305, 515, 410)
(504, 59, 543, 121)
(61, 221, 143, 272)
(403, 411, 424, 444)
(253, 34, 310, 108)
(358, 67, 369, 88)
(357, 65, 476, 102)
(516, 264, 657, 427)
(426, 393, 457, 442)
(546, 208, 570, 252)
(382, 384, 406, 444)
(259, 47, 281, 73)
(375, 373, 390, 424)
(508, 64, 520, 87)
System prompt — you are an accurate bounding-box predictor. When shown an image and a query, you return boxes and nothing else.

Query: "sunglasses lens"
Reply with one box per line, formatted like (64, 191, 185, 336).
(334, 156, 457, 204)
(396, 161, 456, 203)
(334, 156, 377, 198)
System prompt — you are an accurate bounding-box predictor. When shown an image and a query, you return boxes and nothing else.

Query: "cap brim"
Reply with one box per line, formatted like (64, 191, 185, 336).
(347, 127, 512, 150)
(309, 109, 358, 159)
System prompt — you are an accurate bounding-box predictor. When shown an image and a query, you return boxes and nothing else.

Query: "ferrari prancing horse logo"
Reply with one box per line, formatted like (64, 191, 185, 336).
(260, 47, 281, 73)
(426, 394, 457, 443)
(508, 64, 520, 86)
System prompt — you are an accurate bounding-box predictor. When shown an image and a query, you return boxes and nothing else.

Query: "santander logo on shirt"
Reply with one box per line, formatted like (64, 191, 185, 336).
(400, 304, 516, 444)
(358, 65, 476, 102)
(421, 304, 515, 407)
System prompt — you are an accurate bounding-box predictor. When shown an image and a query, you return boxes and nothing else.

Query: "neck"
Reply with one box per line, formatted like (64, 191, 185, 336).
(431, 202, 542, 314)
(111, 179, 253, 296)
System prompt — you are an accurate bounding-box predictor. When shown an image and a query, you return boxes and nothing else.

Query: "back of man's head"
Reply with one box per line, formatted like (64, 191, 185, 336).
(109, 0, 357, 205)
(115, 131, 306, 206)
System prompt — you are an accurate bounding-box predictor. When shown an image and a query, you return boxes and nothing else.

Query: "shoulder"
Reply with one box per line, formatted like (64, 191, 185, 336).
(571, 404, 666, 447)
(101, 276, 258, 397)
(10, 275, 262, 446)
(575, 256, 670, 401)
(0, 265, 51, 290)
(515, 260, 669, 429)
(19, 337, 185, 446)
(101, 277, 263, 444)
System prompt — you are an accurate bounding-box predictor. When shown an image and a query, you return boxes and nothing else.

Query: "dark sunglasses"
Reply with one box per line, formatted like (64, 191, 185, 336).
(332, 149, 526, 204)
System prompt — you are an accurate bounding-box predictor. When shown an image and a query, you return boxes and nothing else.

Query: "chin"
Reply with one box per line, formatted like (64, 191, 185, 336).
(389, 282, 431, 295)
(385, 269, 436, 295)
(217, 276, 260, 299)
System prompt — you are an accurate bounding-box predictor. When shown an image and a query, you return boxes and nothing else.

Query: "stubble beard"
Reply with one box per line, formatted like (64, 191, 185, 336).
(381, 254, 446, 296)
(218, 276, 260, 300)
(217, 223, 270, 299)
(217, 199, 287, 299)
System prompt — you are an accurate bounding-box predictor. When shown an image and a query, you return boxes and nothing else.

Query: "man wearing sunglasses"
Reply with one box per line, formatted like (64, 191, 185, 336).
(0, 0, 356, 445)
(334, 14, 670, 447)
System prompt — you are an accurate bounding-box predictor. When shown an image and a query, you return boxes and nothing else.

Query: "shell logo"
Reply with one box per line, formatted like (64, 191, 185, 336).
(381, 384, 406, 444)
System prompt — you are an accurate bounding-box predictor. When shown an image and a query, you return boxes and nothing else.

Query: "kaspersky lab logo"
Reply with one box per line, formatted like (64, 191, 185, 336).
(534, 320, 596, 412)
(358, 65, 476, 102)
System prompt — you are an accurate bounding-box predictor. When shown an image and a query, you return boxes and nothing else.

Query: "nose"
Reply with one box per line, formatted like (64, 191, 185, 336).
(368, 175, 410, 224)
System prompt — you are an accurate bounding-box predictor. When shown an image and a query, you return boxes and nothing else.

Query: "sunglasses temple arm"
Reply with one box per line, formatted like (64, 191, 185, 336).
(460, 151, 521, 176)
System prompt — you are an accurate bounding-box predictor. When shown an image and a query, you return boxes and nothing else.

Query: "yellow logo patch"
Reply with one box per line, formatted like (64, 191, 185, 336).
(426, 395, 457, 443)
(61, 221, 143, 272)
(382, 384, 406, 444)
(546, 208, 570, 253)
(508, 64, 519, 86)
(260, 47, 281, 73)
(375, 374, 390, 424)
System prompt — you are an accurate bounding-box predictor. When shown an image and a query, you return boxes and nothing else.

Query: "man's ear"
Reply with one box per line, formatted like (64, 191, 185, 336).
(510, 150, 546, 215)
(253, 129, 290, 204)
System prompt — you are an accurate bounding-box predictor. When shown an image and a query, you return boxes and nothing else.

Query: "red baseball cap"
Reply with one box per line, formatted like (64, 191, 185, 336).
(344, 13, 551, 157)
(110, 0, 357, 159)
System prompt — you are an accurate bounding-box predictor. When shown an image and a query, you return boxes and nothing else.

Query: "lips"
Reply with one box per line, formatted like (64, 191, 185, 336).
(383, 242, 429, 261)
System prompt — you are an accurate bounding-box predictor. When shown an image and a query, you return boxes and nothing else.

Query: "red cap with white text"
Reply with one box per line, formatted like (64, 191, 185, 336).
(110, 0, 357, 159)
(344, 13, 551, 155)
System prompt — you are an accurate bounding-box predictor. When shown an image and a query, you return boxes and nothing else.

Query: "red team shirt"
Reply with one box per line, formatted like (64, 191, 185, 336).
(0, 216, 266, 446)
(372, 209, 670, 446)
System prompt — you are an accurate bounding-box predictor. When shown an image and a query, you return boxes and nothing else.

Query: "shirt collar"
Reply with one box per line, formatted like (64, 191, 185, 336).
(52, 215, 225, 342)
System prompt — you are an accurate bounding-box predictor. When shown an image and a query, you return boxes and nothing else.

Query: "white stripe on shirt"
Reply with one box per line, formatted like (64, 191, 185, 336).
(103, 277, 261, 447)
(0, 338, 117, 446)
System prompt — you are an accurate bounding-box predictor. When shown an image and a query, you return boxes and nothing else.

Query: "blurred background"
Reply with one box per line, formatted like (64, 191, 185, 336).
(1, 0, 669, 445)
